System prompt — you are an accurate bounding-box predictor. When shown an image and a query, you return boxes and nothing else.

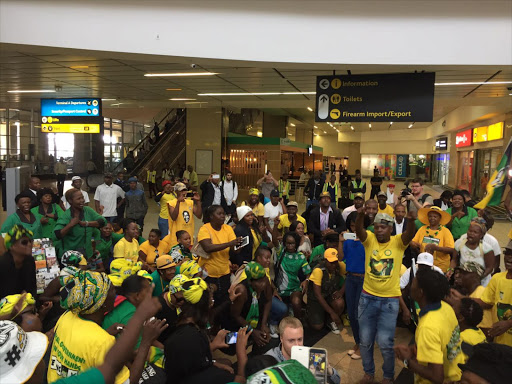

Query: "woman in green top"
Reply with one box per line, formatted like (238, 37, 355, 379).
(30, 188, 64, 239)
(92, 222, 114, 266)
(54, 188, 106, 260)
(446, 190, 478, 240)
(0, 191, 42, 238)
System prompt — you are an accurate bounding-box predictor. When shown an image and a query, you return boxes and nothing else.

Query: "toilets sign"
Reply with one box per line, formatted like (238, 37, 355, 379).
(315, 72, 435, 122)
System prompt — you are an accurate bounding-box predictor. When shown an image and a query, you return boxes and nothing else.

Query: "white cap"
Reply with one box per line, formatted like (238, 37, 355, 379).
(71, 176, 82, 182)
(417, 252, 434, 267)
(236, 206, 253, 222)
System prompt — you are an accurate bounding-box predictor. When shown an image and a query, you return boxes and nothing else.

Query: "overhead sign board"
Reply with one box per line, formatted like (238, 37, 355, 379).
(456, 129, 473, 148)
(435, 136, 448, 150)
(41, 98, 102, 134)
(315, 72, 435, 122)
(396, 154, 408, 178)
(473, 126, 488, 143)
(487, 122, 503, 141)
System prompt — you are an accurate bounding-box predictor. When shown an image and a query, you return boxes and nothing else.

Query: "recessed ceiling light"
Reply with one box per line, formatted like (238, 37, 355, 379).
(197, 91, 316, 96)
(257, 131, 262, 137)
(288, 133, 292, 136)
(145, 72, 218, 77)
(435, 81, 512, 86)
(70, 65, 89, 69)
(307, 107, 313, 112)
(323, 131, 327, 134)
(369, 123, 372, 128)
(101, 98, 116, 101)
(290, 123, 296, 127)
(314, 125, 318, 128)
(166, 88, 182, 91)
(170, 98, 196, 101)
(408, 124, 413, 128)
(390, 122, 393, 125)
(350, 126, 355, 131)
(7, 90, 56, 93)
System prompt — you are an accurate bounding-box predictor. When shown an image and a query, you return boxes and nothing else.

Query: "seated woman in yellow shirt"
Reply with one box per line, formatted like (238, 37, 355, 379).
(138, 228, 171, 271)
(113, 220, 140, 262)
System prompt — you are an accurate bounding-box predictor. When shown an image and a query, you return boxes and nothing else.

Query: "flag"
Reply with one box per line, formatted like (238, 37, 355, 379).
(474, 137, 512, 209)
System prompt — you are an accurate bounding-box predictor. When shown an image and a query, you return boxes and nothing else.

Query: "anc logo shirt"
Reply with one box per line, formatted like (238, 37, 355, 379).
(481, 271, 512, 346)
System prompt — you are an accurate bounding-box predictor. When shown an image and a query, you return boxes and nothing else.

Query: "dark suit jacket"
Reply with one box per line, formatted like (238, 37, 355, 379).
(305, 178, 324, 201)
(22, 188, 38, 209)
(392, 218, 409, 236)
(308, 207, 346, 247)
(200, 180, 226, 211)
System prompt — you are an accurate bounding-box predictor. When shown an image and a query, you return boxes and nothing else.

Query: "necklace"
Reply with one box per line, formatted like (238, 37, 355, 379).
(425, 225, 442, 237)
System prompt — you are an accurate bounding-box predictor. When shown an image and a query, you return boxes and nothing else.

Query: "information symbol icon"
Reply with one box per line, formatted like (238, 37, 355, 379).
(330, 94, 341, 104)
(331, 79, 342, 89)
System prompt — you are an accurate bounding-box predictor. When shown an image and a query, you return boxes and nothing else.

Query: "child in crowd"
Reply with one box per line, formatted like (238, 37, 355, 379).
(169, 230, 193, 264)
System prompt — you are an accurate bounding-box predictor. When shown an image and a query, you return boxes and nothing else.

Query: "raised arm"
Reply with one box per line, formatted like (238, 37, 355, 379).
(400, 213, 416, 245)
(354, 207, 367, 243)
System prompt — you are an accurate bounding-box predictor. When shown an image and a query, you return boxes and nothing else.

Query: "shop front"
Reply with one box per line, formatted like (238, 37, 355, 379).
(361, 154, 431, 181)
(431, 136, 450, 185)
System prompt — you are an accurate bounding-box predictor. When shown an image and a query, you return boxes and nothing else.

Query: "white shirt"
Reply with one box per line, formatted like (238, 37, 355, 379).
(394, 219, 405, 235)
(222, 180, 238, 206)
(264, 202, 283, 230)
(62, 190, 90, 210)
(458, 233, 501, 258)
(342, 205, 357, 221)
(400, 264, 444, 289)
(29, 189, 37, 197)
(441, 201, 449, 211)
(386, 188, 395, 206)
(455, 238, 494, 287)
(212, 183, 221, 205)
(94, 183, 125, 217)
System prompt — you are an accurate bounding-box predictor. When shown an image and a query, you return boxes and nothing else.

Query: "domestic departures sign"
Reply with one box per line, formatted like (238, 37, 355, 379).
(315, 73, 435, 123)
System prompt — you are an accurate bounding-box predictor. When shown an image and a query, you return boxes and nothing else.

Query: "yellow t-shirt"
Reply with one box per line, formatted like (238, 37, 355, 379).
(481, 271, 512, 346)
(460, 328, 487, 363)
(309, 262, 347, 286)
(412, 225, 454, 272)
(139, 239, 171, 266)
(277, 214, 308, 234)
(47, 311, 129, 383)
(159, 192, 176, 220)
(469, 285, 493, 329)
(241, 201, 265, 218)
(113, 237, 140, 262)
(197, 223, 236, 278)
(378, 204, 395, 218)
(415, 301, 463, 384)
(167, 199, 195, 247)
(362, 231, 408, 297)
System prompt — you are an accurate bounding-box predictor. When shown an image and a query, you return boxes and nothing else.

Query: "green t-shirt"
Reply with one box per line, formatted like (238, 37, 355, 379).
(0, 211, 43, 238)
(53, 367, 105, 384)
(446, 206, 478, 240)
(30, 204, 64, 239)
(91, 230, 113, 263)
(102, 300, 141, 349)
(309, 244, 326, 269)
(151, 270, 167, 297)
(275, 246, 312, 297)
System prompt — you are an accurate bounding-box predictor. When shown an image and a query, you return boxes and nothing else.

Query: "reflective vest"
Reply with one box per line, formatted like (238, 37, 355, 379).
(147, 170, 156, 184)
(278, 180, 290, 197)
(350, 180, 365, 199)
(322, 182, 339, 201)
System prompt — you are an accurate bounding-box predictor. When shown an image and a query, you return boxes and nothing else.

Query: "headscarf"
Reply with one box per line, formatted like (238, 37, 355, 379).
(0, 293, 35, 320)
(249, 188, 259, 196)
(61, 250, 87, 267)
(182, 277, 208, 304)
(4, 225, 33, 250)
(168, 274, 190, 296)
(179, 260, 202, 279)
(60, 270, 111, 315)
(137, 270, 153, 282)
(470, 217, 487, 235)
(59, 266, 80, 286)
(245, 261, 266, 280)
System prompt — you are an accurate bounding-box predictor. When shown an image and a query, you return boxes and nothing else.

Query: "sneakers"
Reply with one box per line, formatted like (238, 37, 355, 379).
(269, 324, 279, 339)
(327, 321, 340, 335)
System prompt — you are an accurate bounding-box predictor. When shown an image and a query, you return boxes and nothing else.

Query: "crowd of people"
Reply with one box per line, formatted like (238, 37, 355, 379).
(0, 166, 511, 384)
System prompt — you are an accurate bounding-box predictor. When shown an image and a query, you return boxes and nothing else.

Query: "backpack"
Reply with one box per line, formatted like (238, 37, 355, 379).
(407, 193, 431, 211)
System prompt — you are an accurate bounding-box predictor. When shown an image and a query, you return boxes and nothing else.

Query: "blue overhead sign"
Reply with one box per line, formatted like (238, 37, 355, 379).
(396, 155, 408, 178)
(41, 98, 101, 117)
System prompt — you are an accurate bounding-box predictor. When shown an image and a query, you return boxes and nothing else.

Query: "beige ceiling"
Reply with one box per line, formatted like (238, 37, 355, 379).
(1, 45, 511, 134)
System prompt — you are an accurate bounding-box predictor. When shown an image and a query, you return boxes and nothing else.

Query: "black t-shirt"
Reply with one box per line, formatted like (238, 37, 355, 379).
(0, 252, 36, 299)
(370, 176, 382, 189)
(155, 296, 179, 344)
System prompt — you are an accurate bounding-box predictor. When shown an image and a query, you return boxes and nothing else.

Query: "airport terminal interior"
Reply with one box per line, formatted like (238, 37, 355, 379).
(0, 1, 511, 383)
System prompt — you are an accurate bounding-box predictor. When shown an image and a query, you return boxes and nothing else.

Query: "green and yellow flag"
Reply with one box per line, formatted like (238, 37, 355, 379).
(474, 138, 512, 209)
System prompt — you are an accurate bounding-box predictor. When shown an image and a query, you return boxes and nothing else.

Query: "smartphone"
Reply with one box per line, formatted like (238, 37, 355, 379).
(291, 346, 310, 367)
(186, 191, 194, 198)
(234, 236, 250, 250)
(308, 348, 328, 384)
(343, 232, 357, 240)
(225, 331, 238, 345)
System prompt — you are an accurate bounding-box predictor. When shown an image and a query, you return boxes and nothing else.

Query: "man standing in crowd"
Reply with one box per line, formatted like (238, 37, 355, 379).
(23, 175, 41, 208)
(55, 156, 67, 197)
(364, 199, 378, 228)
(370, 168, 382, 199)
(308, 192, 345, 247)
(461, 189, 477, 208)
(220, 170, 238, 221)
(305, 170, 324, 208)
(168, 182, 202, 247)
(183, 165, 198, 190)
(200, 172, 222, 222)
(114, 172, 129, 220)
(355, 207, 415, 384)
(342, 192, 365, 221)
(403, 177, 433, 216)
(146, 168, 157, 198)
(278, 173, 291, 205)
(125, 177, 148, 231)
(264, 190, 285, 239)
(86, 159, 96, 176)
(350, 169, 366, 200)
(323, 174, 339, 210)
(257, 171, 279, 203)
(277, 201, 307, 234)
(62, 176, 90, 209)
(94, 173, 125, 223)
(377, 191, 395, 217)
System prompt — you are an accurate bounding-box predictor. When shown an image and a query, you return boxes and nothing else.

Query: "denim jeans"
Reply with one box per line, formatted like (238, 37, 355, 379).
(345, 274, 364, 345)
(270, 296, 289, 325)
(358, 292, 399, 380)
(158, 217, 169, 239)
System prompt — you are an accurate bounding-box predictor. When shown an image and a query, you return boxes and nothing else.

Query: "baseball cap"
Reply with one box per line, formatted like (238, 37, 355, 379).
(353, 192, 364, 200)
(377, 191, 387, 198)
(286, 201, 298, 208)
(156, 255, 177, 270)
(417, 252, 434, 267)
(0, 320, 48, 384)
(128, 177, 137, 183)
(174, 182, 187, 192)
(324, 248, 338, 262)
(374, 213, 394, 226)
(456, 261, 485, 277)
(270, 190, 280, 197)
(162, 180, 172, 187)
(319, 191, 331, 199)
(388, 184, 395, 188)
(249, 188, 259, 196)
(71, 176, 82, 182)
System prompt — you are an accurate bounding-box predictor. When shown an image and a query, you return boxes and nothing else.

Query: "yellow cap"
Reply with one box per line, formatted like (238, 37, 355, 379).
(324, 248, 338, 263)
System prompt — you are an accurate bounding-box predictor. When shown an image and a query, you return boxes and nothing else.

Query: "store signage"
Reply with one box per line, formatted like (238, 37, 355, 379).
(473, 126, 488, 143)
(488, 122, 504, 141)
(456, 129, 473, 148)
(435, 136, 448, 150)
(41, 98, 102, 134)
(315, 72, 435, 122)
(396, 154, 407, 178)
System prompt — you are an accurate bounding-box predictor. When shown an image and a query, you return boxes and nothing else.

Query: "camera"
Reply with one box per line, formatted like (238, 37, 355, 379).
(400, 180, 412, 198)
(190, 63, 197, 69)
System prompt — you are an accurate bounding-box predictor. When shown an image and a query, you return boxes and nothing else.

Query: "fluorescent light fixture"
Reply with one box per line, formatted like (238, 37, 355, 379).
(336, 129, 340, 133)
(390, 122, 393, 125)
(408, 124, 414, 128)
(307, 107, 313, 112)
(197, 91, 316, 96)
(8, 89, 56, 93)
(170, 98, 196, 101)
(145, 72, 218, 77)
(70, 65, 89, 69)
(184, 101, 208, 104)
(435, 81, 512, 86)
(288, 133, 292, 136)
(323, 131, 327, 134)
(369, 123, 372, 128)
(350, 126, 355, 131)
(166, 88, 182, 91)
(289, 123, 296, 127)
(314, 125, 318, 128)
(102, 98, 116, 101)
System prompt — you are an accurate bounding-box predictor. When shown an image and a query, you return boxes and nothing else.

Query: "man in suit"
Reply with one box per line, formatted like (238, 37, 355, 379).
(392, 203, 416, 268)
(304, 170, 324, 209)
(308, 192, 346, 247)
(200, 172, 223, 223)
(23, 176, 41, 208)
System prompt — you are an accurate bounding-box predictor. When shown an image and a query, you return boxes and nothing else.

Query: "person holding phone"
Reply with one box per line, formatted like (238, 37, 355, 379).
(167, 182, 202, 248)
(232, 206, 271, 266)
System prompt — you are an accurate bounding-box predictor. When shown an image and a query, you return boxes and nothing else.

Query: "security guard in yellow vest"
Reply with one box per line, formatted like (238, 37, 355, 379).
(146, 169, 157, 197)
(323, 174, 339, 209)
(349, 170, 366, 200)
(278, 174, 291, 205)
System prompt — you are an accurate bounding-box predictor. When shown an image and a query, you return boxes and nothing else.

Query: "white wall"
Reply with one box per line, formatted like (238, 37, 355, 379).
(1, 1, 511, 66)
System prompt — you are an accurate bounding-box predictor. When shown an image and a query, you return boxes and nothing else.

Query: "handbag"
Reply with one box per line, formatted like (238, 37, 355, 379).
(191, 226, 214, 260)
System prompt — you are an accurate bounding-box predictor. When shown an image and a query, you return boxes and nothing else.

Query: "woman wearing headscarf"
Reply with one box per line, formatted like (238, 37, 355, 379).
(31, 187, 64, 239)
(0, 225, 37, 298)
(54, 188, 106, 260)
(0, 191, 42, 238)
(446, 190, 478, 241)
(232, 206, 271, 266)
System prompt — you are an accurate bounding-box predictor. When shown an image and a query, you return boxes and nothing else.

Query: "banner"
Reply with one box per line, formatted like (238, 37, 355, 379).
(396, 155, 408, 178)
(475, 138, 512, 209)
